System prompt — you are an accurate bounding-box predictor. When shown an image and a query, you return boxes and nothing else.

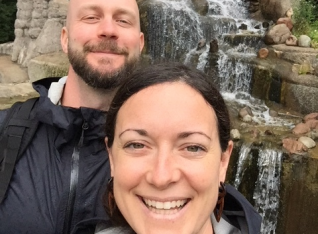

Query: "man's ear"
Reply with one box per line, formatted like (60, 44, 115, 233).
(61, 26, 68, 54)
(139, 32, 145, 52)
(219, 140, 233, 182)
(105, 137, 114, 177)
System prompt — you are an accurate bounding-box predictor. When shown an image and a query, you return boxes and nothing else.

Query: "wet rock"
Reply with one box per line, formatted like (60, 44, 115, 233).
(277, 17, 293, 31)
(262, 21, 270, 29)
(285, 7, 293, 18)
(264, 129, 275, 135)
(230, 129, 241, 141)
(240, 123, 248, 129)
(209, 39, 218, 53)
(307, 130, 318, 140)
(305, 119, 318, 130)
(298, 35, 311, 48)
(243, 115, 253, 123)
(238, 23, 248, 30)
(298, 136, 316, 149)
(191, 0, 209, 16)
(274, 49, 283, 58)
(292, 123, 311, 135)
(292, 61, 314, 75)
(282, 138, 308, 154)
(197, 39, 206, 51)
(239, 106, 254, 118)
(269, 109, 278, 117)
(259, 0, 291, 22)
(285, 35, 297, 46)
(258, 48, 269, 59)
(250, 128, 260, 139)
(264, 24, 291, 45)
(208, 2, 222, 15)
(304, 113, 318, 122)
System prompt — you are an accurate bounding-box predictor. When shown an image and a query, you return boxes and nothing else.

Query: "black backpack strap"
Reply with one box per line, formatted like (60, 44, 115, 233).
(0, 97, 39, 204)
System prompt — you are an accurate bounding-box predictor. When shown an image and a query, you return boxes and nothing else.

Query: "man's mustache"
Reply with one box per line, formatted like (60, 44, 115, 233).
(84, 40, 129, 55)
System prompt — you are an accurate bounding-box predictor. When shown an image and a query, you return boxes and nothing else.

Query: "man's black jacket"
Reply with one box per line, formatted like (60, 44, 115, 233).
(0, 78, 110, 234)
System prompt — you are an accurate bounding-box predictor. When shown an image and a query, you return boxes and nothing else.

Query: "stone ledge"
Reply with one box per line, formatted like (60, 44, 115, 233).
(28, 52, 69, 82)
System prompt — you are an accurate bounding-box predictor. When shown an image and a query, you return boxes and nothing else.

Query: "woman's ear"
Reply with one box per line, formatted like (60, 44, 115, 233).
(105, 137, 114, 177)
(219, 140, 233, 182)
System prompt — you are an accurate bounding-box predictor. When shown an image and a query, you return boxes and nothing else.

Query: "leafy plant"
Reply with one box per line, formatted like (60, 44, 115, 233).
(293, 0, 318, 47)
(0, 0, 17, 43)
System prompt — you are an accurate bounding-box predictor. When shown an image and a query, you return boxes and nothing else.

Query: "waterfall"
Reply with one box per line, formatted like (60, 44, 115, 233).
(253, 149, 282, 234)
(234, 145, 282, 234)
(233, 143, 252, 188)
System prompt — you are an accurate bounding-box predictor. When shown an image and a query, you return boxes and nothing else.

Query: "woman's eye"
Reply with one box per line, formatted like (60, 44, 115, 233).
(125, 143, 144, 149)
(186, 145, 205, 152)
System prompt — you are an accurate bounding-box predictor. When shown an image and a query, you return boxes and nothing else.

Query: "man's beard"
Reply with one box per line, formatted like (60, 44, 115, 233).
(68, 40, 140, 90)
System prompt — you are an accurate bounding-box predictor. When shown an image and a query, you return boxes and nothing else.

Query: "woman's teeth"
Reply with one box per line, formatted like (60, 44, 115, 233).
(143, 198, 188, 210)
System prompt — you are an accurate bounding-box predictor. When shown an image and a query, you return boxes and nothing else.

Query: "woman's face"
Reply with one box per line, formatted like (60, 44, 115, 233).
(107, 81, 232, 234)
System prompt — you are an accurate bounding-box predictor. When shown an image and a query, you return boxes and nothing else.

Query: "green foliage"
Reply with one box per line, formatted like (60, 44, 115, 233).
(0, 0, 17, 43)
(293, 0, 318, 48)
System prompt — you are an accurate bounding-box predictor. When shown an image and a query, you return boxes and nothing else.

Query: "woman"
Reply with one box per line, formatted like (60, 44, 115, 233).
(99, 63, 261, 234)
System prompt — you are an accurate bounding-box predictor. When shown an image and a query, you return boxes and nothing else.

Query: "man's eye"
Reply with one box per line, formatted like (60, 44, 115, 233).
(118, 19, 128, 23)
(125, 143, 144, 149)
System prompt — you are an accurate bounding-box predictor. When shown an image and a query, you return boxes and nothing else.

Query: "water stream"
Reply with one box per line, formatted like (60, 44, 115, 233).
(144, 1, 285, 232)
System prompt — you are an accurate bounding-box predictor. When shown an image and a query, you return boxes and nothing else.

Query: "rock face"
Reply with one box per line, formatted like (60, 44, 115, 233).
(264, 24, 291, 45)
(298, 35, 311, 48)
(259, 0, 291, 21)
(12, 0, 68, 67)
(191, 0, 209, 16)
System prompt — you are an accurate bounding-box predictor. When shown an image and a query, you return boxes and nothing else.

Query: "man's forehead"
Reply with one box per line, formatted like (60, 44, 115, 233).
(68, 0, 139, 12)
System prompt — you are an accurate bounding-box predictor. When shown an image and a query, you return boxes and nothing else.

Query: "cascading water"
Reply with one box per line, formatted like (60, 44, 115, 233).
(233, 144, 283, 234)
(253, 149, 282, 234)
(142, 1, 286, 232)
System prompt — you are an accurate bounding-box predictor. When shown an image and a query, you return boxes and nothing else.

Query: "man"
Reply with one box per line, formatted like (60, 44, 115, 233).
(0, 0, 144, 233)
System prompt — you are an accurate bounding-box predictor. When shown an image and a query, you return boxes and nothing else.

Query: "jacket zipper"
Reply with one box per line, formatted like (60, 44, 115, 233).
(62, 121, 88, 234)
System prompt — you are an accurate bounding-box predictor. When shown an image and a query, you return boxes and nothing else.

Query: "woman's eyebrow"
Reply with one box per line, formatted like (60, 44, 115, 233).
(119, 129, 148, 138)
(178, 131, 211, 140)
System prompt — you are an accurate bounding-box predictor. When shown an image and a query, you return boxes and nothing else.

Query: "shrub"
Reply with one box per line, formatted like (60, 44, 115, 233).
(0, 0, 17, 43)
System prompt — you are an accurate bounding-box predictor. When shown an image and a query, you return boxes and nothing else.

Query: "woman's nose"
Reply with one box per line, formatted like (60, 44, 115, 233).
(145, 150, 181, 189)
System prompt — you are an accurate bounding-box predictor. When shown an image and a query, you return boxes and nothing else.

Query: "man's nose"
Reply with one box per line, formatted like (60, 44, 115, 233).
(97, 18, 119, 39)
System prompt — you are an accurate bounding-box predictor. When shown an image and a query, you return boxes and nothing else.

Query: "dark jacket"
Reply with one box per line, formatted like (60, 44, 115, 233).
(0, 78, 110, 234)
(221, 184, 262, 234)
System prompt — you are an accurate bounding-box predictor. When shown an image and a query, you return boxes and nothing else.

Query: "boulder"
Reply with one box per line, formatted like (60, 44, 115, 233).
(304, 113, 318, 122)
(282, 138, 307, 154)
(209, 39, 218, 53)
(286, 35, 297, 46)
(259, 0, 291, 21)
(27, 52, 69, 82)
(197, 39, 206, 51)
(292, 122, 311, 135)
(264, 24, 291, 45)
(298, 136, 316, 149)
(298, 35, 311, 48)
(230, 129, 241, 141)
(239, 106, 254, 118)
(258, 48, 269, 58)
(277, 17, 293, 31)
(305, 119, 318, 130)
(242, 115, 253, 123)
(269, 109, 279, 117)
(191, 0, 209, 16)
(259, 0, 290, 21)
